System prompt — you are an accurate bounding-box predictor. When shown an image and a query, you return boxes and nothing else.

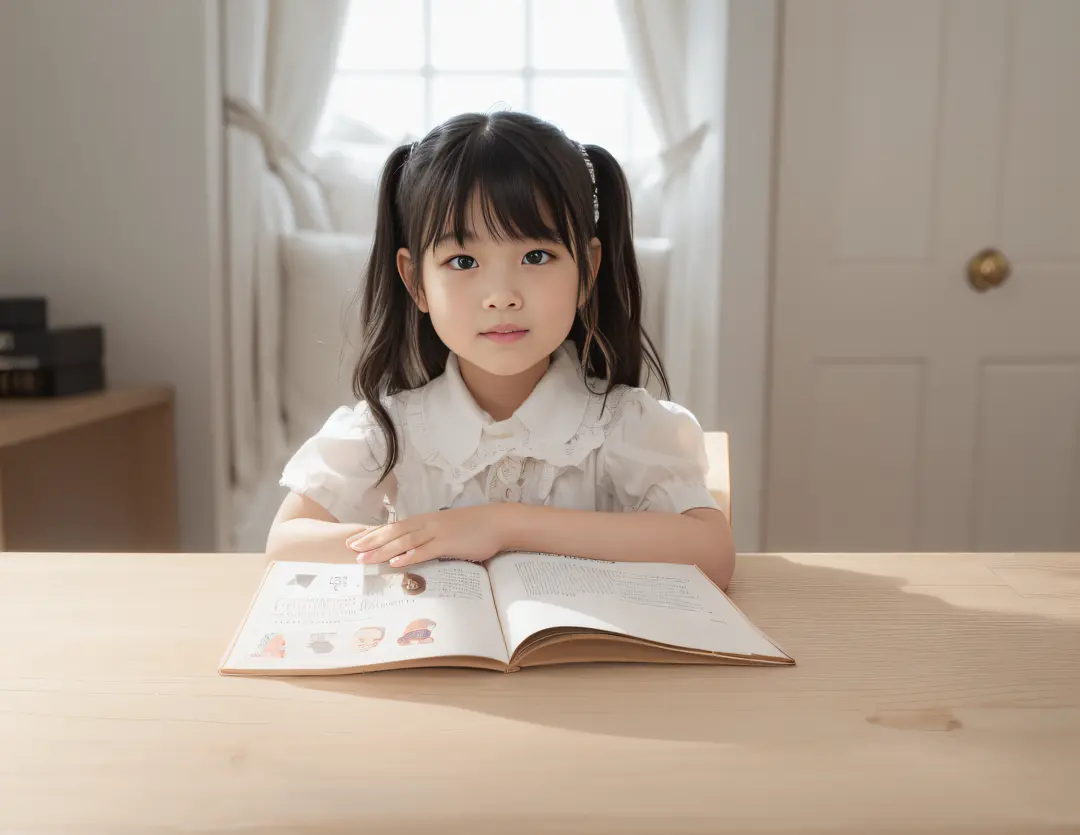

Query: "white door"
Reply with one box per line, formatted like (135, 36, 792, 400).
(766, 0, 1080, 552)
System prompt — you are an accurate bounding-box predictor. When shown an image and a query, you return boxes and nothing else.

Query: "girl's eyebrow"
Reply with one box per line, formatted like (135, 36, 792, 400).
(432, 231, 565, 248)
(433, 232, 476, 249)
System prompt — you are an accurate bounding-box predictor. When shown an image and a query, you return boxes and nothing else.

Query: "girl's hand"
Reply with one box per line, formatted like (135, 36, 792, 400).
(346, 506, 510, 567)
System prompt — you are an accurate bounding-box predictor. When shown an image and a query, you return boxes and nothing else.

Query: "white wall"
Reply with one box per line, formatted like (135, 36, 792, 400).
(0, 0, 227, 551)
(687, 0, 779, 553)
(0, 6, 13, 262)
(716, 0, 778, 553)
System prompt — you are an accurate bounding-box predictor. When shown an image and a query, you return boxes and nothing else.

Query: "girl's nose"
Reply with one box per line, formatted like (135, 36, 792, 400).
(483, 277, 522, 310)
(485, 294, 522, 310)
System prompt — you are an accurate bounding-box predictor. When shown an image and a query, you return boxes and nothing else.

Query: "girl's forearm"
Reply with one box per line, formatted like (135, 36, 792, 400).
(265, 518, 370, 563)
(498, 504, 736, 590)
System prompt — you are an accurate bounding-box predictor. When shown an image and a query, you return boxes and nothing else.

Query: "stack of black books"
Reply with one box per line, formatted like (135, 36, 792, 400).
(0, 297, 106, 398)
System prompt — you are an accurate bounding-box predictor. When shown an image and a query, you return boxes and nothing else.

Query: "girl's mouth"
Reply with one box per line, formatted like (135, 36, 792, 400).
(481, 326, 529, 343)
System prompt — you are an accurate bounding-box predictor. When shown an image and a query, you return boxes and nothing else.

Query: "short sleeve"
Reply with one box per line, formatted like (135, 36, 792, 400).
(599, 391, 720, 515)
(279, 402, 393, 523)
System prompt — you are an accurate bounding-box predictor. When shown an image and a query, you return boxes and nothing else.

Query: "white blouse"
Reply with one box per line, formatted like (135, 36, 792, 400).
(280, 341, 718, 524)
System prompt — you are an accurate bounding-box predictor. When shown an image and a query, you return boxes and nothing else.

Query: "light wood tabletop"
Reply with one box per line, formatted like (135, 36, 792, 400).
(1, 551, 1078, 834)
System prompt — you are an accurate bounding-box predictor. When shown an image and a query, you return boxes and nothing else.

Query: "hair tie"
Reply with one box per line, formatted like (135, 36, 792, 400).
(577, 142, 599, 225)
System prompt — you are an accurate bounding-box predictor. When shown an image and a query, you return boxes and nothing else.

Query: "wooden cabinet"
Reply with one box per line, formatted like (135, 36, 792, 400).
(0, 386, 179, 551)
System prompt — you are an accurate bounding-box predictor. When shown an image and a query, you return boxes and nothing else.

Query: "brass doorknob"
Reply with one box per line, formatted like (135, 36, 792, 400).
(967, 248, 1011, 292)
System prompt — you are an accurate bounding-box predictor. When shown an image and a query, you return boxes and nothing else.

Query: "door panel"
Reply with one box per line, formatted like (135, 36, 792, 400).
(767, 0, 1080, 552)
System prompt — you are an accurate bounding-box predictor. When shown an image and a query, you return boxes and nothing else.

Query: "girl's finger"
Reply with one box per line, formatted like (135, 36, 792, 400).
(359, 531, 435, 564)
(346, 527, 382, 548)
(348, 522, 408, 551)
(388, 540, 441, 568)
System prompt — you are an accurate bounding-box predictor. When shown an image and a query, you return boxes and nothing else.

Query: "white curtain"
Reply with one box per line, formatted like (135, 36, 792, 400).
(222, 0, 348, 538)
(617, 0, 722, 430)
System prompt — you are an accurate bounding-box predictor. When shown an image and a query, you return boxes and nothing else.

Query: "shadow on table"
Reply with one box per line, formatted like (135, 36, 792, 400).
(275, 554, 1080, 744)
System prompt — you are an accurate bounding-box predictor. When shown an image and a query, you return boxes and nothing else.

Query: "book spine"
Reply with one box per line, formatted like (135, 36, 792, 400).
(0, 297, 48, 332)
(0, 368, 48, 397)
(0, 366, 105, 398)
(0, 356, 41, 372)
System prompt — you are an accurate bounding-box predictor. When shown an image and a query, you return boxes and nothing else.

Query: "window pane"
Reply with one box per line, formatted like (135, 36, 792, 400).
(337, 0, 424, 70)
(430, 76, 525, 128)
(431, 0, 525, 70)
(322, 75, 426, 141)
(532, 77, 629, 157)
(531, 0, 629, 70)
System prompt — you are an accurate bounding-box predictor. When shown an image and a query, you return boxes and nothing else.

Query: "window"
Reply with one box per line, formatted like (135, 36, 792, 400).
(316, 0, 659, 163)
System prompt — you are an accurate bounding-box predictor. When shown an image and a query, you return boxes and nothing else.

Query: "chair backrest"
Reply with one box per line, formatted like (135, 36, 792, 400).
(703, 432, 731, 524)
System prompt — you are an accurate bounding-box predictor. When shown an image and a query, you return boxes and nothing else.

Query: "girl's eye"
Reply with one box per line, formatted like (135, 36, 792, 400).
(447, 255, 477, 270)
(523, 250, 553, 266)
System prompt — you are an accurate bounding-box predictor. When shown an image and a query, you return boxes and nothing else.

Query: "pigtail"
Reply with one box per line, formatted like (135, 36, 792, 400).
(579, 144, 670, 398)
(352, 143, 414, 485)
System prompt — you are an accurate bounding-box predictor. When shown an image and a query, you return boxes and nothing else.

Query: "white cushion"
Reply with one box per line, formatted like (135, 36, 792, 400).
(280, 230, 372, 446)
(312, 148, 392, 236)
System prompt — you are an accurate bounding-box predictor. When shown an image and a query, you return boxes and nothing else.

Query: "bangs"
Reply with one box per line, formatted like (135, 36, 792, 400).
(415, 135, 588, 259)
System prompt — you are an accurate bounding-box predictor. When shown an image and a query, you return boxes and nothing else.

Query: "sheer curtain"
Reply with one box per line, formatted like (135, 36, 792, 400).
(222, 0, 348, 541)
(617, 0, 722, 430)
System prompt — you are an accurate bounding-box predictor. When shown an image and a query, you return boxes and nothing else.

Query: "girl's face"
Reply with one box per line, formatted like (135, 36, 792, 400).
(397, 198, 600, 379)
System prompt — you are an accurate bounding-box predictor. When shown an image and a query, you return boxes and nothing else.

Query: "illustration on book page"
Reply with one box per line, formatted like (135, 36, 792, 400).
(252, 632, 287, 658)
(397, 618, 437, 646)
(307, 632, 336, 654)
(353, 626, 386, 652)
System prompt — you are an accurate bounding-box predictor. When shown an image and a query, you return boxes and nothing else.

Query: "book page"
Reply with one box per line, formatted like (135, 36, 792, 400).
(487, 553, 786, 660)
(221, 559, 509, 672)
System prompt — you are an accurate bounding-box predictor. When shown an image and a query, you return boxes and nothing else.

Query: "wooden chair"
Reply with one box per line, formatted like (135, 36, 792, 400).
(703, 432, 731, 524)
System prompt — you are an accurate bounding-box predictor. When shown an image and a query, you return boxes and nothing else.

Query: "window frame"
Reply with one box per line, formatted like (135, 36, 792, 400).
(323, 0, 651, 161)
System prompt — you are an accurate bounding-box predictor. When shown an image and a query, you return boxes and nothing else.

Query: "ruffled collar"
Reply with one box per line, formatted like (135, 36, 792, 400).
(414, 340, 592, 468)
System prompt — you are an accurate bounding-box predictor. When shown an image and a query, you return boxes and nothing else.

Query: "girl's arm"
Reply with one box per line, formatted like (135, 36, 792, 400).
(349, 503, 736, 591)
(500, 504, 736, 590)
(265, 493, 374, 563)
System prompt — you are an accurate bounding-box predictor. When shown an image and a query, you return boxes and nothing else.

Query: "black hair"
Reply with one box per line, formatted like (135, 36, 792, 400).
(353, 111, 668, 483)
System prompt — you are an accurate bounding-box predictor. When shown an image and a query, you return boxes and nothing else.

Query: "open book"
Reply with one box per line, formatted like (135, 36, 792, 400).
(219, 553, 794, 674)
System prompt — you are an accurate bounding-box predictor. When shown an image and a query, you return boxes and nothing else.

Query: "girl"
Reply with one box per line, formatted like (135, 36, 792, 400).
(267, 111, 735, 590)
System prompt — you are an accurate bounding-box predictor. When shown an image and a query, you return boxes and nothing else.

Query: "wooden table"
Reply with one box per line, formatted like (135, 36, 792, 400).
(0, 386, 179, 551)
(1, 551, 1078, 834)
